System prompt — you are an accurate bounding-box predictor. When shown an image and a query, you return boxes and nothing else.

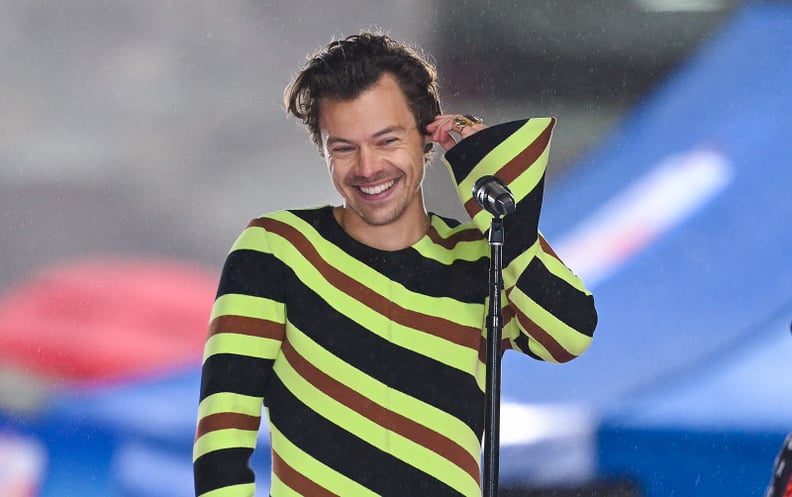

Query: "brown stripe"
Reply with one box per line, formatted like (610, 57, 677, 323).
(272, 450, 340, 497)
(463, 120, 554, 216)
(282, 340, 481, 484)
(426, 223, 484, 251)
(476, 330, 513, 363)
(208, 314, 284, 341)
(502, 304, 516, 324)
(512, 306, 575, 363)
(498, 119, 554, 186)
(389, 305, 480, 350)
(259, 218, 481, 350)
(464, 193, 478, 216)
(195, 412, 261, 439)
(499, 305, 518, 353)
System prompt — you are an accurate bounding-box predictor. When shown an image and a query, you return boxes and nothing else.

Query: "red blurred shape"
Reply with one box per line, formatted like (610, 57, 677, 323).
(0, 257, 217, 383)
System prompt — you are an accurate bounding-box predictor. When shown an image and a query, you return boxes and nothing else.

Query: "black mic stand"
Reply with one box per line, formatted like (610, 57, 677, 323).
(482, 215, 505, 497)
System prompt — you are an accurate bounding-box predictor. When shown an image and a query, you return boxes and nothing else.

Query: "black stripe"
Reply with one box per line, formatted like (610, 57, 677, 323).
(194, 447, 255, 495)
(511, 334, 543, 360)
(443, 119, 528, 183)
(216, 249, 285, 301)
(285, 274, 485, 435)
(267, 377, 467, 497)
(432, 213, 462, 229)
(346, 248, 488, 303)
(502, 175, 545, 264)
(200, 354, 274, 401)
(515, 259, 598, 337)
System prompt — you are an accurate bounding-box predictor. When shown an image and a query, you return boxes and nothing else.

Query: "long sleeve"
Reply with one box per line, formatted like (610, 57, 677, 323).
(193, 220, 287, 497)
(442, 118, 597, 363)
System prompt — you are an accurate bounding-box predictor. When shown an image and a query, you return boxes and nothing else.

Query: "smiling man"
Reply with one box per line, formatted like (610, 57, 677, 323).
(193, 32, 598, 497)
(320, 73, 431, 250)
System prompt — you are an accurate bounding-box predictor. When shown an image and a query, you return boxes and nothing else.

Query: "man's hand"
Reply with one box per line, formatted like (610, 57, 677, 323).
(427, 114, 487, 152)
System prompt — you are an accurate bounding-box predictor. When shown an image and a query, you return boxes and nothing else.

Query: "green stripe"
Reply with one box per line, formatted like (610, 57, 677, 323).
(230, 225, 271, 253)
(198, 392, 263, 418)
(412, 235, 485, 264)
(269, 474, 300, 497)
(501, 317, 522, 344)
(210, 294, 284, 322)
(412, 218, 486, 264)
(193, 428, 258, 461)
(430, 217, 471, 238)
(197, 483, 256, 497)
(203, 333, 281, 362)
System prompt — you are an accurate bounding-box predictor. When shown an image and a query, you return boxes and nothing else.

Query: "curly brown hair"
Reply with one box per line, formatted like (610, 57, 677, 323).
(284, 32, 442, 154)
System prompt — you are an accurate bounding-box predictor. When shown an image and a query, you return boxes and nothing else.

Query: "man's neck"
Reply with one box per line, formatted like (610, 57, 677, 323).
(333, 206, 430, 251)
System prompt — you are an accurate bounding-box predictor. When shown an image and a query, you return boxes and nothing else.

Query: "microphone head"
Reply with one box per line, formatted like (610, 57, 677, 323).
(492, 192, 515, 216)
(473, 176, 516, 217)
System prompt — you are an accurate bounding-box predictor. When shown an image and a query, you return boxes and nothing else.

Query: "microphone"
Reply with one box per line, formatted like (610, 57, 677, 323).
(473, 176, 515, 217)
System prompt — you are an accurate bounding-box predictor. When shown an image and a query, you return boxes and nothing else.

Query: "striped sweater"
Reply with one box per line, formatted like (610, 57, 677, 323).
(193, 118, 597, 497)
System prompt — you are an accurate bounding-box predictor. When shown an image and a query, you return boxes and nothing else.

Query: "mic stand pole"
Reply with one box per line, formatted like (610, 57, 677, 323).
(483, 215, 504, 497)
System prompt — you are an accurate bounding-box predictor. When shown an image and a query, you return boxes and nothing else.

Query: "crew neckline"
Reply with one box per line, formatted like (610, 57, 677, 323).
(321, 205, 435, 255)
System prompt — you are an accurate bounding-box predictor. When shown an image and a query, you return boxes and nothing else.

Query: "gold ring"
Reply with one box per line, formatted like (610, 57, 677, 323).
(453, 114, 483, 132)
(453, 115, 473, 131)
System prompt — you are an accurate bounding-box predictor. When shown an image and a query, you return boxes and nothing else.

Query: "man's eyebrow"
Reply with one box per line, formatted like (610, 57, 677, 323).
(373, 125, 408, 137)
(325, 135, 353, 146)
(326, 126, 410, 145)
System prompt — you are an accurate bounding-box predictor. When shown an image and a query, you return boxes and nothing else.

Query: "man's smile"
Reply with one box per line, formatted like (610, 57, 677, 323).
(358, 178, 397, 196)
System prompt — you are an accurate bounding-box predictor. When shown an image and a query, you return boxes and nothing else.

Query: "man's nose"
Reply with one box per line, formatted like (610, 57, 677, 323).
(356, 146, 379, 177)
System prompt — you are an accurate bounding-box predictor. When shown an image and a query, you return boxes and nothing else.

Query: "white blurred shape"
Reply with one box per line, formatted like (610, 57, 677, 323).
(555, 147, 732, 288)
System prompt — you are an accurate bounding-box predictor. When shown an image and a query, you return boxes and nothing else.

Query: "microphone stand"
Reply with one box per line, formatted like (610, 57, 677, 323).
(482, 215, 504, 497)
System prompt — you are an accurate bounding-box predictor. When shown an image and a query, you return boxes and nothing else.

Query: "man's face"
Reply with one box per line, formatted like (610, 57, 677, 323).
(319, 73, 430, 233)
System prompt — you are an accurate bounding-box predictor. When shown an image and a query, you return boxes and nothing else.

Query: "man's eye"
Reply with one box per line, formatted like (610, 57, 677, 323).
(380, 137, 400, 146)
(332, 146, 354, 154)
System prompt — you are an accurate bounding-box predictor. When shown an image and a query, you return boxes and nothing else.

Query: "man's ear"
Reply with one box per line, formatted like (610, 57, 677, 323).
(423, 134, 433, 153)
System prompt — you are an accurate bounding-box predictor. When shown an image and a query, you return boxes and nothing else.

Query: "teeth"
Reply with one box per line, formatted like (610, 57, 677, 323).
(359, 180, 395, 195)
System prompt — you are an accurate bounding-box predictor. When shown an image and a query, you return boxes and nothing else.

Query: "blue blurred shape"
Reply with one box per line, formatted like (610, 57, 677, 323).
(501, 2, 792, 496)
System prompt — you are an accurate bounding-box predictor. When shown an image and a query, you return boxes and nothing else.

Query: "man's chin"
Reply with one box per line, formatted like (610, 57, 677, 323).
(348, 205, 400, 227)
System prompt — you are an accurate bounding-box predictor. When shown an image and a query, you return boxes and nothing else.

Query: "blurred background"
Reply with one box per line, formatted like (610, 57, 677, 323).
(1, 1, 791, 496)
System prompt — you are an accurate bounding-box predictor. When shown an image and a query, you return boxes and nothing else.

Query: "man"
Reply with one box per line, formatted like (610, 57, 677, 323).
(193, 32, 597, 497)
